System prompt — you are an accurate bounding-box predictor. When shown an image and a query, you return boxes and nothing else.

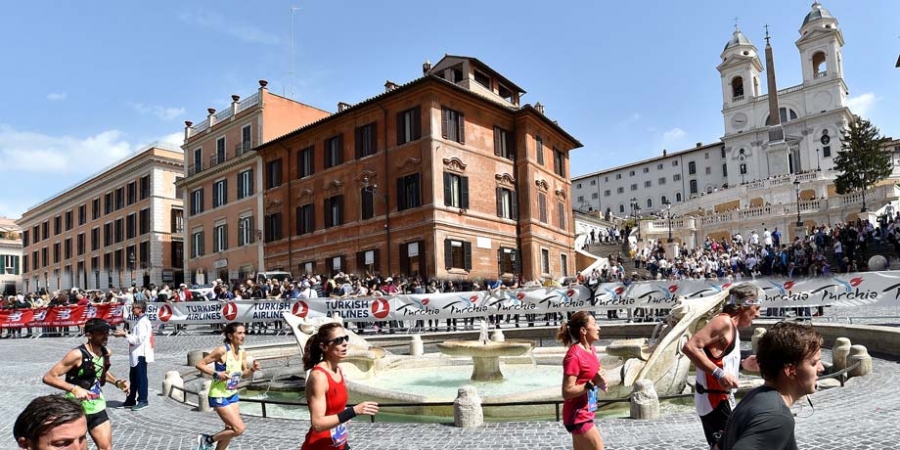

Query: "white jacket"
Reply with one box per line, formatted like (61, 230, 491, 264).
(126, 314, 155, 366)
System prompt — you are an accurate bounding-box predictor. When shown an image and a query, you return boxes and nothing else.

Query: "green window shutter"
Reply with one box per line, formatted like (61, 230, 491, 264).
(463, 242, 472, 271)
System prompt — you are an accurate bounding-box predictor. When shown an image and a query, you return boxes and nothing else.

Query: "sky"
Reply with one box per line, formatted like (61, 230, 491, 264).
(1, 0, 898, 220)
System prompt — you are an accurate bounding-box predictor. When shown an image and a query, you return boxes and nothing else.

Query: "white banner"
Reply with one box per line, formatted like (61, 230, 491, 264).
(143, 271, 900, 325)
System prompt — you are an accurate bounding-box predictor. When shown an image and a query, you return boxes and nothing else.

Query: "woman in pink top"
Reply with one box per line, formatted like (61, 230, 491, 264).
(558, 311, 608, 450)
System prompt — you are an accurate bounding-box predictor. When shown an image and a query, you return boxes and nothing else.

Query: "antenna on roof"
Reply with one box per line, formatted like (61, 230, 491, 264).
(290, 6, 300, 99)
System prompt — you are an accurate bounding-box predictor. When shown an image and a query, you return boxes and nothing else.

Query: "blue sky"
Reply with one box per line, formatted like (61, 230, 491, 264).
(1, 1, 897, 219)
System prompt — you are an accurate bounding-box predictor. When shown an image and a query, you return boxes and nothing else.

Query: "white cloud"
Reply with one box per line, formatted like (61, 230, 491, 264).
(847, 92, 877, 118)
(662, 127, 686, 142)
(0, 125, 133, 174)
(46, 92, 67, 101)
(616, 112, 642, 128)
(177, 10, 280, 45)
(128, 102, 186, 121)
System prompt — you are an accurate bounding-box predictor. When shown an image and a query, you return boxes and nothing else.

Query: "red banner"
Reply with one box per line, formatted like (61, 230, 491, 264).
(0, 304, 126, 329)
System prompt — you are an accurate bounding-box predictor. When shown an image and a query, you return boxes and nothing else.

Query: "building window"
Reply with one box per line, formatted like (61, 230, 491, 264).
(140, 175, 150, 200)
(64, 239, 71, 260)
(53, 216, 61, 235)
(553, 149, 565, 177)
(631, 184, 638, 191)
(560, 254, 569, 277)
(577, 195, 584, 202)
(616, 174, 622, 180)
(126, 213, 136, 239)
(127, 182, 136, 205)
(535, 136, 544, 165)
(722, 164, 728, 177)
(115, 187, 124, 210)
(688, 161, 696, 175)
(643, 167, 649, 173)
(541, 248, 550, 274)
(740, 163, 747, 175)
(721, 147, 726, 158)
(237, 216, 255, 246)
(661, 195, 668, 205)
(170, 208, 182, 234)
(297, 204, 315, 234)
(213, 179, 228, 208)
(397, 106, 421, 145)
(42, 221, 49, 240)
(237, 169, 254, 199)
(646, 198, 652, 208)
(104, 193, 113, 215)
(92, 198, 100, 220)
(139, 208, 150, 235)
(351, 123, 375, 160)
(497, 187, 517, 219)
(672, 160, 679, 167)
(297, 147, 314, 178)
(213, 224, 228, 253)
(658, 177, 666, 185)
(214, 137, 226, 165)
(604, 190, 611, 197)
(441, 107, 465, 144)
(444, 239, 472, 271)
(644, 181, 652, 188)
(397, 173, 421, 211)
(498, 247, 518, 275)
(191, 230, 204, 257)
(91, 227, 100, 251)
(266, 158, 283, 188)
(676, 192, 682, 202)
(705, 166, 711, 175)
(657, 163, 663, 170)
(557, 201, 566, 229)
(264, 213, 283, 243)
(616, 187, 624, 194)
(444, 173, 469, 209)
(822, 146, 831, 157)
(590, 179, 596, 185)
(674, 174, 681, 181)
(190, 189, 204, 216)
(324, 195, 344, 228)
(78, 205, 86, 226)
(689, 179, 698, 194)
(493, 126, 514, 160)
(192, 148, 202, 174)
(23, 230, 29, 247)
(114, 219, 123, 243)
(325, 134, 343, 169)
(53, 243, 60, 263)
(360, 189, 375, 221)
(538, 192, 548, 223)
(592, 193, 598, 199)
(629, 170, 635, 176)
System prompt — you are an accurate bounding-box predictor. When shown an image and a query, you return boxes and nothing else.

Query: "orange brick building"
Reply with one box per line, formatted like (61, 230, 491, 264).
(18, 144, 185, 291)
(179, 81, 329, 285)
(256, 56, 581, 281)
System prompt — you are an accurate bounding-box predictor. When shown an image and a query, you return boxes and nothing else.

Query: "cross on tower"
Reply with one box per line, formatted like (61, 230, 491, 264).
(764, 24, 770, 43)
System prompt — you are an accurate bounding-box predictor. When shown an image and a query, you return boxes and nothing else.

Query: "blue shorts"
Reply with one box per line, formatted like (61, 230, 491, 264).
(208, 393, 239, 408)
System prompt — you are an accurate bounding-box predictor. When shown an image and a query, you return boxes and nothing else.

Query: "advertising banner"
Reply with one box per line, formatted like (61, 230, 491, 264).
(0, 303, 126, 329)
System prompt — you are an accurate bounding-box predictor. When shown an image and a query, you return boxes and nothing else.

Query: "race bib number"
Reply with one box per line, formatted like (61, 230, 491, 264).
(586, 386, 599, 413)
(330, 423, 348, 447)
(88, 380, 102, 400)
(226, 372, 242, 390)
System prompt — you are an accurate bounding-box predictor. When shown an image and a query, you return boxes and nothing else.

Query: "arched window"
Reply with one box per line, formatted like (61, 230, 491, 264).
(731, 76, 744, 100)
(812, 51, 827, 79)
(619, 204, 625, 214)
(765, 107, 798, 125)
(740, 163, 747, 175)
(676, 192, 682, 202)
(689, 180, 698, 194)
(661, 195, 668, 205)
(646, 198, 652, 208)
(706, 186, 713, 194)
(688, 161, 696, 175)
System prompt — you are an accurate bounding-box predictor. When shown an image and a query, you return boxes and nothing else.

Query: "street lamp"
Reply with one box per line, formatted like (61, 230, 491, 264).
(665, 200, 674, 243)
(793, 179, 803, 227)
(815, 148, 821, 171)
(859, 173, 868, 212)
(128, 251, 136, 287)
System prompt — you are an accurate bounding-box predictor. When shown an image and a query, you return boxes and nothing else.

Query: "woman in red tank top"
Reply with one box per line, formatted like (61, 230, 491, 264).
(301, 323, 379, 450)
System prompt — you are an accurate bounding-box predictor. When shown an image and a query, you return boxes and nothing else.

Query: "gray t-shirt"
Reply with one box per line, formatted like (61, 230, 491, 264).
(719, 385, 797, 450)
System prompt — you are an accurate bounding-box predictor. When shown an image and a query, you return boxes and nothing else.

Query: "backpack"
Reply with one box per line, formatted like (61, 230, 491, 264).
(65, 344, 110, 389)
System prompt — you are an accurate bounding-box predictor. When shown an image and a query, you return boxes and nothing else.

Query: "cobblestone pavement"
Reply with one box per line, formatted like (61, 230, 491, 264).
(2, 312, 900, 450)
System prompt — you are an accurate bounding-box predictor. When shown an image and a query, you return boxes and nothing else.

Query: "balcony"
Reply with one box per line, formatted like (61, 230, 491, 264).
(187, 163, 202, 176)
(814, 71, 828, 79)
(234, 140, 252, 157)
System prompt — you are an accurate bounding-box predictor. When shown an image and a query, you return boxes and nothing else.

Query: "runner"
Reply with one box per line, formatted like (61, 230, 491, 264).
(14, 395, 87, 450)
(301, 322, 379, 450)
(194, 322, 260, 450)
(558, 311, 609, 450)
(41, 318, 129, 450)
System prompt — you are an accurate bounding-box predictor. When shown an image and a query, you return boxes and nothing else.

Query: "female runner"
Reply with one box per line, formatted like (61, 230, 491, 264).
(558, 311, 609, 450)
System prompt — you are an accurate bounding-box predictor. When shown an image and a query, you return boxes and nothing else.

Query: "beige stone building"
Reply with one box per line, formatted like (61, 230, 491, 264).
(0, 218, 23, 295)
(178, 81, 329, 285)
(18, 144, 185, 292)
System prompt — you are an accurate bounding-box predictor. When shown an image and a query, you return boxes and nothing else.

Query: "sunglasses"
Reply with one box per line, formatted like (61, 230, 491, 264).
(328, 335, 350, 346)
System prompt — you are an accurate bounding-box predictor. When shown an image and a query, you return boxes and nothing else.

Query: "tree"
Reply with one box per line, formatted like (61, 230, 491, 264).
(833, 116, 892, 212)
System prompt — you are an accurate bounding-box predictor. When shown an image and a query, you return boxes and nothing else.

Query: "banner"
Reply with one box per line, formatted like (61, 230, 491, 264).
(0, 304, 125, 329)
(2, 272, 899, 327)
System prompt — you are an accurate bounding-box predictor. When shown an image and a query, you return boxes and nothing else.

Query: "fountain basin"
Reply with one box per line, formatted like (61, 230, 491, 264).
(436, 339, 535, 381)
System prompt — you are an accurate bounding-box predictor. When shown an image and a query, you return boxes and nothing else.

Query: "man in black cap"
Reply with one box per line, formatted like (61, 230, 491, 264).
(42, 318, 129, 450)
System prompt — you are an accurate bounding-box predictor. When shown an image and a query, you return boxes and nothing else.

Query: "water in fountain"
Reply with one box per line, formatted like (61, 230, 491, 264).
(479, 319, 489, 344)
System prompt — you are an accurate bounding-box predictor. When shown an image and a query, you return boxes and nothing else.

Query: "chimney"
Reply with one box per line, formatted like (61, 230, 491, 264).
(258, 79, 268, 99)
(231, 94, 240, 116)
(534, 102, 545, 114)
(422, 60, 432, 74)
(207, 108, 217, 127)
(384, 80, 400, 92)
(184, 121, 193, 141)
(337, 102, 352, 112)
(696, 142, 702, 148)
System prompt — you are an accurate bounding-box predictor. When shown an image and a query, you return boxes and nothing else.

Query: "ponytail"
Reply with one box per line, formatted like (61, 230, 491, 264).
(303, 322, 342, 371)
(556, 310, 592, 346)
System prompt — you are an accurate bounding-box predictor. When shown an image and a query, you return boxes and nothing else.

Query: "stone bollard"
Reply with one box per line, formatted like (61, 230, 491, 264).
(197, 380, 213, 412)
(453, 385, 483, 428)
(750, 328, 767, 354)
(490, 329, 505, 343)
(187, 350, 207, 367)
(410, 335, 424, 356)
(848, 345, 873, 378)
(629, 379, 659, 420)
(832, 338, 852, 372)
(162, 371, 185, 402)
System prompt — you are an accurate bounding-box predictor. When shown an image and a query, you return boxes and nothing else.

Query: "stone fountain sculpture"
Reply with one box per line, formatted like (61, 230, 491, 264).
(282, 312, 386, 375)
(436, 320, 534, 382)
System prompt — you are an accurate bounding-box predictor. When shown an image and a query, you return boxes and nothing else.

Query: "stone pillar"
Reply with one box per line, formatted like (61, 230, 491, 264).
(832, 338, 852, 372)
(187, 350, 207, 367)
(750, 328, 767, 354)
(453, 385, 483, 428)
(848, 345, 873, 378)
(629, 379, 659, 420)
(410, 335, 424, 356)
(162, 371, 185, 402)
(197, 380, 213, 413)
(490, 329, 506, 343)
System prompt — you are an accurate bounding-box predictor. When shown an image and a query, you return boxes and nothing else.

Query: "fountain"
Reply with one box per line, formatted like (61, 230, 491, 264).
(436, 320, 535, 382)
